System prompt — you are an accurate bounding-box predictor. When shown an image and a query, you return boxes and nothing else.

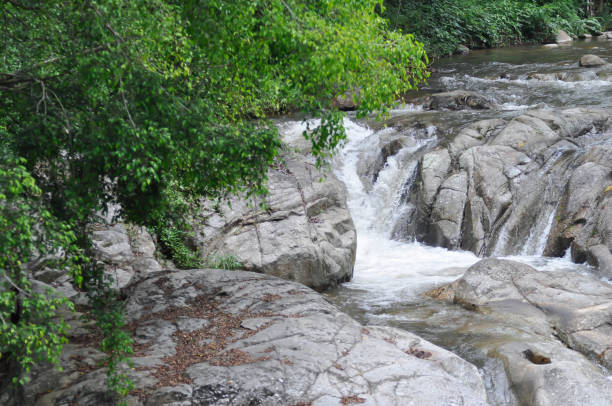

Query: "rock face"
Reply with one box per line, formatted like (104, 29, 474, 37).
(387, 108, 612, 273)
(438, 259, 612, 406)
(597, 69, 612, 80)
(3, 269, 490, 406)
(194, 133, 357, 291)
(579, 54, 607, 67)
(35, 223, 163, 302)
(90, 223, 164, 289)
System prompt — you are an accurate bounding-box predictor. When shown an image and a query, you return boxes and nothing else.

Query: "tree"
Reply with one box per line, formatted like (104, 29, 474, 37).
(0, 0, 428, 396)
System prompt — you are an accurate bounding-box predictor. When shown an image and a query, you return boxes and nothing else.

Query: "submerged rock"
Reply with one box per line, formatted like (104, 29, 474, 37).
(579, 54, 607, 67)
(3, 269, 490, 405)
(527, 71, 598, 81)
(596, 70, 612, 80)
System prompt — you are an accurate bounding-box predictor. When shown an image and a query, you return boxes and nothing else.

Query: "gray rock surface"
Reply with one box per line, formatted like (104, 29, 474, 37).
(195, 133, 357, 291)
(332, 88, 361, 111)
(388, 107, 612, 268)
(5, 269, 490, 406)
(457, 44, 470, 54)
(597, 69, 612, 80)
(439, 259, 612, 406)
(579, 54, 607, 67)
(90, 223, 163, 289)
(37, 223, 163, 300)
(556, 29, 573, 43)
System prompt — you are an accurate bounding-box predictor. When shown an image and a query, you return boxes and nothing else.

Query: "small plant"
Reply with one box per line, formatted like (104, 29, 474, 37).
(207, 254, 243, 270)
(158, 228, 202, 269)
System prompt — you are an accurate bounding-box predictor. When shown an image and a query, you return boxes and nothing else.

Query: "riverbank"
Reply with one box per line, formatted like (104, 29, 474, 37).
(383, 0, 605, 58)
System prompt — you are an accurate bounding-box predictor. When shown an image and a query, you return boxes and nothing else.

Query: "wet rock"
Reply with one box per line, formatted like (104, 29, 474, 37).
(394, 107, 612, 266)
(423, 90, 496, 111)
(457, 44, 470, 54)
(597, 70, 612, 80)
(445, 258, 612, 405)
(426, 172, 468, 249)
(196, 133, 356, 291)
(356, 130, 418, 191)
(332, 88, 361, 111)
(547, 145, 612, 264)
(527, 72, 562, 81)
(528, 71, 598, 82)
(586, 244, 612, 278)
(419, 149, 451, 207)
(9, 269, 490, 405)
(556, 29, 573, 43)
(580, 54, 607, 67)
(542, 43, 559, 49)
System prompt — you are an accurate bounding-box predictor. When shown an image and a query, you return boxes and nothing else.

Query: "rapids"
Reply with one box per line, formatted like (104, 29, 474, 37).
(280, 38, 612, 405)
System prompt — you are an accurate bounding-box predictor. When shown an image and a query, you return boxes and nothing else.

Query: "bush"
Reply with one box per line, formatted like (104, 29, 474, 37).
(207, 254, 244, 271)
(383, 0, 599, 58)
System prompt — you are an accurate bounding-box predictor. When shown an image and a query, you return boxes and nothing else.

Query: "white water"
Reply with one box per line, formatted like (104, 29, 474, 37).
(275, 118, 594, 310)
(326, 119, 481, 306)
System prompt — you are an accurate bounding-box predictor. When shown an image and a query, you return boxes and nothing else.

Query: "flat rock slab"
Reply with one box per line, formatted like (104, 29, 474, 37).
(443, 258, 612, 406)
(9, 269, 489, 406)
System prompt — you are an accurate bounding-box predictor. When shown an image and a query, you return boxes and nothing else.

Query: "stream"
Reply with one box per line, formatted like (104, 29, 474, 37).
(282, 38, 612, 405)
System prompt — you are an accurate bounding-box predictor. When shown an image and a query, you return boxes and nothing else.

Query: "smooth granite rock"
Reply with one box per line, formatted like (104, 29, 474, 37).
(4, 269, 490, 406)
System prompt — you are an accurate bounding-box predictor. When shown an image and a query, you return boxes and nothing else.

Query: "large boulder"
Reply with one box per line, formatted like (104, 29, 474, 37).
(195, 131, 356, 291)
(434, 259, 612, 406)
(3, 269, 490, 406)
(332, 88, 361, 111)
(579, 54, 607, 67)
(555, 29, 572, 43)
(38, 223, 163, 299)
(389, 107, 612, 268)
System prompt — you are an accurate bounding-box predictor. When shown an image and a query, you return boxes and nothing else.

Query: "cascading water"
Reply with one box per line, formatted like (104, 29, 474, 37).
(281, 38, 612, 405)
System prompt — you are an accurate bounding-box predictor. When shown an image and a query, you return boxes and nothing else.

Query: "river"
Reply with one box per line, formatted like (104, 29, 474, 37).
(281, 38, 612, 405)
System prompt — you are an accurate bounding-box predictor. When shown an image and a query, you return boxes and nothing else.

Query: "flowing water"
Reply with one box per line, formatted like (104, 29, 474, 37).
(280, 39, 612, 404)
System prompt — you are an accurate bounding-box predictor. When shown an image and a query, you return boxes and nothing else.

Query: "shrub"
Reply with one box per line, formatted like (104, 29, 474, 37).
(207, 254, 244, 271)
(383, 0, 599, 58)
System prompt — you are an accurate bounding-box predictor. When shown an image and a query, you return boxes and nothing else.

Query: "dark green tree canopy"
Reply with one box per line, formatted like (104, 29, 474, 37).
(0, 0, 428, 392)
(1, 0, 428, 227)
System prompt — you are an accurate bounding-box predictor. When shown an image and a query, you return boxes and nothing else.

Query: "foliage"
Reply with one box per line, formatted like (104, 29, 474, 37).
(0, 0, 428, 400)
(0, 153, 80, 385)
(207, 254, 244, 271)
(384, 0, 602, 58)
(84, 264, 134, 401)
(158, 228, 202, 269)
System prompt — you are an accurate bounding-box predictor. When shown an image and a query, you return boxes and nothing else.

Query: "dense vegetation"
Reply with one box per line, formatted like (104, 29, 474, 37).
(0, 0, 428, 401)
(3, 0, 609, 401)
(384, 0, 607, 57)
